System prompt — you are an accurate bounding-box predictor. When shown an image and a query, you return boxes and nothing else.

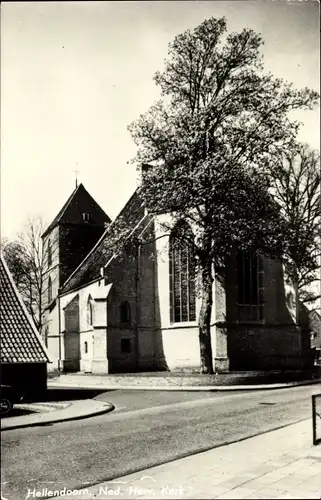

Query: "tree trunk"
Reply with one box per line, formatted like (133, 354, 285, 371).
(199, 259, 214, 374)
(38, 286, 42, 333)
(294, 279, 300, 325)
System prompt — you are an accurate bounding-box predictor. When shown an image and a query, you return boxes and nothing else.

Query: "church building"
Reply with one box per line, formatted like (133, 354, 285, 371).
(42, 180, 312, 374)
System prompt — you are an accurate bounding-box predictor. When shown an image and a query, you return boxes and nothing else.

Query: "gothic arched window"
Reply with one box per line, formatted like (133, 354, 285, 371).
(237, 249, 264, 322)
(44, 326, 49, 348)
(87, 296, 94, 327)
(48, 276, 52, 304)
(120, 301, 131, 324)
(47, 239, 52, 267)
(169, 222, 196, 323)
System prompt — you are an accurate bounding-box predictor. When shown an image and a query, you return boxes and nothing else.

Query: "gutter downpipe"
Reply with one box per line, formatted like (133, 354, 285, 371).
(58, 293, 62, 372)
(135, 242, 141, 371)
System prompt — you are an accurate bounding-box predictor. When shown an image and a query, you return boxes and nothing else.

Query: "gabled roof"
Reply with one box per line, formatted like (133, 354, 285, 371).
(59, 189, 147, 295)
(42, 183, 111, 238)
(0, 254, 50, 363)
(43, 184, 79, 237)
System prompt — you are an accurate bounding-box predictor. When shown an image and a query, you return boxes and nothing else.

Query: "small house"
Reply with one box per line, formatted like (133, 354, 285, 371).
(0, 254, 50, 398)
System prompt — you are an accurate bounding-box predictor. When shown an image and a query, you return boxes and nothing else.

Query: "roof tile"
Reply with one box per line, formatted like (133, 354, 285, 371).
(0, 255, 49, 363)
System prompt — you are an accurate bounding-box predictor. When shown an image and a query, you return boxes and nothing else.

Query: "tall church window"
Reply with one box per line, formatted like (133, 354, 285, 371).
(44, 326, 49, 348)
(47, 239, 52, 267)
(169, 222, 196, 323)
(237, 249, 264, 322)
(87, 296, 94, 327)
(48, 276, 52, 304)
(120, 301, 131, 324)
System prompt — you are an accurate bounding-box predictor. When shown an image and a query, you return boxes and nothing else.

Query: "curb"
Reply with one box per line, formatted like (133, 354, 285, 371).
(47, 378, 321, 392)
(17, 402, 72, 412)
(1, 401, 115, 432)
(37, 419, 314, 500)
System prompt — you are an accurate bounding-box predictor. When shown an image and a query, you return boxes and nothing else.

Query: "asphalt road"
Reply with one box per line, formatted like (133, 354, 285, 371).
(1, 385, 320, 500)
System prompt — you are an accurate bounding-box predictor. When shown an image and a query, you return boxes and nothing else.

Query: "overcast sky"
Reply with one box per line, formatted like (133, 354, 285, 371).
(1, 0, 320, 240)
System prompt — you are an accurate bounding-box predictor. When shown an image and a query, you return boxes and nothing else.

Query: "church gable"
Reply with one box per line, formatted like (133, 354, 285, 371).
(42, 183, 111, 238)
(58, 183, 111, 227)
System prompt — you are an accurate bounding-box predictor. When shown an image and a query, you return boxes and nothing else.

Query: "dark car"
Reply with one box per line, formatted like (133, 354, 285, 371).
(0, 384, 24, 415)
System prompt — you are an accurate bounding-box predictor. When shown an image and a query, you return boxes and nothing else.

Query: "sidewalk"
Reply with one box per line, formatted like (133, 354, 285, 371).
(1, 399, 114, 431)
(48, 372, 321, 392)
(59, 420, 321, 500)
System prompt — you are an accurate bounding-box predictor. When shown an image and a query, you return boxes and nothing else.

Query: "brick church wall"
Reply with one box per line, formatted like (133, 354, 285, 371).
(59, 224, 105, 285)
(226, 253, 310, 371)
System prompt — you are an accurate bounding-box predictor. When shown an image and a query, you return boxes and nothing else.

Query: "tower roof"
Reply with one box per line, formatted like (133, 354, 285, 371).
(42, 183, 111, 238)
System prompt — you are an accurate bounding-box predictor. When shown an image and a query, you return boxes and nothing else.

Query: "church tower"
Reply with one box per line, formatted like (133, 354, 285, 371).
(41, 183, 111, 366)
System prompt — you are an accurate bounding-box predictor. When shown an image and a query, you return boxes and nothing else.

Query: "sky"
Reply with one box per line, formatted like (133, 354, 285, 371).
(1, 0, 320, 240)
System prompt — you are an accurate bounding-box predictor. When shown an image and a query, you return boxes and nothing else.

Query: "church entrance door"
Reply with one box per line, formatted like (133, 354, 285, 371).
(63, 332, 80, 372)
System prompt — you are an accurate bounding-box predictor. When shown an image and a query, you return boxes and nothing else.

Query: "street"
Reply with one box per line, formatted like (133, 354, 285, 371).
(1, 385, 320, 500)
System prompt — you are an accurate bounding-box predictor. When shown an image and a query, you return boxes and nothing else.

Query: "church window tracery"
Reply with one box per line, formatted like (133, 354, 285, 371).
(237, 249, 264, 322)
(169, 222, 196, 323)
(48, 276, 52, 304)
(87, 296, 94, 326)
(47, 239, 52, 267)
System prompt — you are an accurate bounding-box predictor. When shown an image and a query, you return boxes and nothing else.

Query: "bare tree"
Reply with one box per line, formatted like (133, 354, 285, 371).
(1, 216, 59, 331)
(271, 144, 321, 315)
(1, 238, 31, 289)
